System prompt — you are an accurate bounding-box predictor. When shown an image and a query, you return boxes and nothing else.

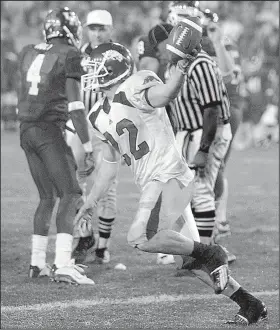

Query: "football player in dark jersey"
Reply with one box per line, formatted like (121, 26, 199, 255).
(17, 7, 94, 285)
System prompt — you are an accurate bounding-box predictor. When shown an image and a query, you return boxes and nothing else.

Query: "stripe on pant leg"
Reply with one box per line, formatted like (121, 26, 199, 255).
(146, 193, 162, 240)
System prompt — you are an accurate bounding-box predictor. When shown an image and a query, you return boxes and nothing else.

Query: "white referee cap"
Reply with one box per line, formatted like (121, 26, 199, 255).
(84, 10, 113, 27)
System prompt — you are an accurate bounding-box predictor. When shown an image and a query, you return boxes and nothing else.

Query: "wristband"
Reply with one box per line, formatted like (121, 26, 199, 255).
(68, 101, 85, 112)
(199, 145, 210, 153)
(83, 141, 93, 153)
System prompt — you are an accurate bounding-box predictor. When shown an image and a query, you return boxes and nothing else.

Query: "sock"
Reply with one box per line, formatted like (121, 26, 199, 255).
(54, 233, 73, 268)
(31, 235, 48, 269)
(194, 210, 215, 245)
(230, 286, 256, 309)
(98, 217, 115, 249)
(221, 276, 241, 298)
(189, 241, 210, 261)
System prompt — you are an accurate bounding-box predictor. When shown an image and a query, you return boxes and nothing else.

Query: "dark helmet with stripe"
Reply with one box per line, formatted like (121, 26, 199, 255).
(43, 7, 82, 48)
(167, 1, 203, 26)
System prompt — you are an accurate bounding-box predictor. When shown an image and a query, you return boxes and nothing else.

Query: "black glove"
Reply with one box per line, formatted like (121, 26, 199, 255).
(78, 152, 95, 178)
(176, 43, 202, 74)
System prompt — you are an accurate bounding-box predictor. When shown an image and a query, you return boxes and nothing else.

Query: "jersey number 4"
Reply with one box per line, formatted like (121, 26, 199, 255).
(26, 54, 46, 96)
(104, 119, 150, 166)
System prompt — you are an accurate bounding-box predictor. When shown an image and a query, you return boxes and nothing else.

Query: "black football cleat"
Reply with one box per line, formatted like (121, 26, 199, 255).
(28, 264, 51, 278)
(226, 300, 268, 326)
(72, 235, 96, 264)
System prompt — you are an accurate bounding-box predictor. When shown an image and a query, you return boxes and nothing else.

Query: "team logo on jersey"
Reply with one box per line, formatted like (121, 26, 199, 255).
(102, 50, 123, 62)
(143, 75, 160, 85)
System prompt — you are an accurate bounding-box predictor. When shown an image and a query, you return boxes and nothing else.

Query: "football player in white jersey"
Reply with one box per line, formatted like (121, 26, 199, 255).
(74, 42, 267, 325)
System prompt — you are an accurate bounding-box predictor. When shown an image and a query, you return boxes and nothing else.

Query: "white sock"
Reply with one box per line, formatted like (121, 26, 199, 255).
(54, 233, 73, 268)
(98, 237, 109, 249)
(31, 235, 48, 269)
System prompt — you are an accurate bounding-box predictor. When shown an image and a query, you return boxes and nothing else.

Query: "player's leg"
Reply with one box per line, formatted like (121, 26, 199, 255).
(127, 178, 229, 294)
(20, 128, 56, 278)
(33, 123, 94, 284)
(157, 129, 202, 265)
(95, 178, 117, 263)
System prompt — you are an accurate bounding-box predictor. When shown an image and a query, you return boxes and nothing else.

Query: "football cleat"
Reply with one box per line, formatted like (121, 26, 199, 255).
(72, 234, 96, 264)
(51, 260, 94, 285)
(157, 253, 176, 265)
(226, 300, 268, 326)
(28, 264, 51, 278)
(94, 248, 110, 264)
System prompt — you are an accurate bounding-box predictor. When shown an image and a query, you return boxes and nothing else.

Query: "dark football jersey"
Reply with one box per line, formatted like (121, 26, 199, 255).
(136, 35, 167, 82)
(17, 42, 84, 123)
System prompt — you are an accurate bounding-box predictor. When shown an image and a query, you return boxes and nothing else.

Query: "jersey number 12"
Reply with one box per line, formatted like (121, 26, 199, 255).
(104, 118, 150, 166)
(26, 54, 46, 96)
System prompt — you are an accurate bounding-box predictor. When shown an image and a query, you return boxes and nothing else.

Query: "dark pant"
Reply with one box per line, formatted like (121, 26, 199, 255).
(20, 122, 82, 235)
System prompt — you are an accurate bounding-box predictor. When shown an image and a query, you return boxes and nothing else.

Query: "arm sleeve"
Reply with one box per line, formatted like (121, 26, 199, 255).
(65, 48, 84, 80)
(136, 36, 158, 61)
(87, 100, 107, 142)
(127, 71, 163, 111)
(189, 60, 223, 109)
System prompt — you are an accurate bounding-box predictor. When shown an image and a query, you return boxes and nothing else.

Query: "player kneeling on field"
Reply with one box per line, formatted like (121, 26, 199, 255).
(73, 40, 268, 325)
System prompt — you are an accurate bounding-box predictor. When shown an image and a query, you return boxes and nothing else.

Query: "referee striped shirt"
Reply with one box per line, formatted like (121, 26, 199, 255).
(80, 43, 104, 114)
(169, 51, 231, 131)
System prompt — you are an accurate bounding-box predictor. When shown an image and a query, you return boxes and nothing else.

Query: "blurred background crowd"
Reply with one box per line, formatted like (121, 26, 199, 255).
(1, 1, 279, 149)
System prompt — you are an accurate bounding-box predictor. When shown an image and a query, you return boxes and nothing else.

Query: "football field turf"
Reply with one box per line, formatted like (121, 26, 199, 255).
(1, 130, 279, 329)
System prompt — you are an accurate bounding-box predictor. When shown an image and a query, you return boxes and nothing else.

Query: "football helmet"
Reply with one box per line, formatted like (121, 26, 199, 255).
(81, 43, 134, 91)
(43, 7, 82, 48)
(201, 9, 219, 36)
(167, 1, 203, 26)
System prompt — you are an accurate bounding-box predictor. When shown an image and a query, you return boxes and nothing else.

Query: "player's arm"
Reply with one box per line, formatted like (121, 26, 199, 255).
(66, 78, 92, 149)
(146, 56, 194, 108)
(65, 49, 95, 175)
(190, 61, 222, 167)
(207, 23, 235, 83)
(76, 141, 120, 221)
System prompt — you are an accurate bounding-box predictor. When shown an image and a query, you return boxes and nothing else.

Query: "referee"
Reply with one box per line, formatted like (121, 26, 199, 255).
(67, 10, 118, 264)
(80, 9, 113, 113)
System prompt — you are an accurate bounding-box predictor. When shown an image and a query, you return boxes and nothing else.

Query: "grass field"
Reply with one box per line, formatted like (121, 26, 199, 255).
(1, 129, 279, 329)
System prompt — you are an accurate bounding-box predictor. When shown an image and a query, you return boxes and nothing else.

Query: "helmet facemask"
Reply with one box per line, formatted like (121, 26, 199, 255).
(81, 52, 132, 92)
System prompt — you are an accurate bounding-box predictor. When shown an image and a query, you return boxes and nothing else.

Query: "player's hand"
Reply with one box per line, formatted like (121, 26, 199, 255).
(192, 149, 208, 169)
(207, 22, 222, 45)
(75, 201, 96, 231)
(78, 152, 95, 178)
(176, 44, 201, 74)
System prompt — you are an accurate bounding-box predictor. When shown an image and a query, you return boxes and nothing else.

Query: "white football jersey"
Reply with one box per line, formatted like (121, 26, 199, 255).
(87, 70, 194, 189)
